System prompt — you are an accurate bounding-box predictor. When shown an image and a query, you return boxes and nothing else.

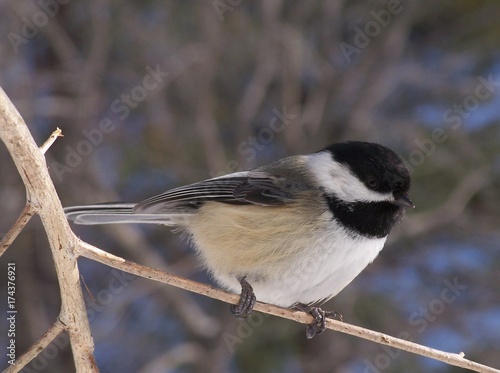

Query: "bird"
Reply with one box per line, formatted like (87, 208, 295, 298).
(64, 141, 413, 338)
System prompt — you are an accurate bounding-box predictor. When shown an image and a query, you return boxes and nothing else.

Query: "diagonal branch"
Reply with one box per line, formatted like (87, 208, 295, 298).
(0, 203, 36, 257)
(3, 319, 66, 373)
(39, 127, 63, 154)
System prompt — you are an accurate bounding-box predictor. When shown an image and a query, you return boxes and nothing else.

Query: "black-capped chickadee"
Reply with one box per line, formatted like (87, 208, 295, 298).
(65, 141, 413, 338)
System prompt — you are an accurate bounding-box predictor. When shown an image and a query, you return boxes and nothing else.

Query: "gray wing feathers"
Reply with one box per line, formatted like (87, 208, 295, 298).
(65, 162, 311, 225)
(134, 171, 296, 213)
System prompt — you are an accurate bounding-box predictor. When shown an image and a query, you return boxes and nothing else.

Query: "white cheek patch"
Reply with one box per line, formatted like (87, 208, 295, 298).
(307, 152, 393, 203)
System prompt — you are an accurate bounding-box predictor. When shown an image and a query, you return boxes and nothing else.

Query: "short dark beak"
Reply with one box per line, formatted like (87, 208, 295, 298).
(393, 194, 415, 209)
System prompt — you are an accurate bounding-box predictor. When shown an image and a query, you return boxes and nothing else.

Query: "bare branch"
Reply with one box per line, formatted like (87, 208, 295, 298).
(0, 203, 35, 257)
(39, 127, 63, 154)
(0, 87, 98, 372)
(1, 128, 63, 257)
(3, 319, 66, 373)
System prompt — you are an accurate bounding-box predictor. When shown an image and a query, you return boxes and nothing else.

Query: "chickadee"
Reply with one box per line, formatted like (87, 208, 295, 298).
(65, 141, 413, 338)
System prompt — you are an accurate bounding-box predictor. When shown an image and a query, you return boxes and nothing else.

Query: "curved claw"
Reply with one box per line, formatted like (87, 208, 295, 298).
(230, 277, 256, 319)
(295, 303, 343, 339)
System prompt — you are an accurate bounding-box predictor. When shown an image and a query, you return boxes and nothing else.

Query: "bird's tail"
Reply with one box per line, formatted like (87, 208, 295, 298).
(64, 202, 189, 226)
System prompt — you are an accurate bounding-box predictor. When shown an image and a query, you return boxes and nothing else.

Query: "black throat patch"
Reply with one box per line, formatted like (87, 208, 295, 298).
(325, 195, 403, 238)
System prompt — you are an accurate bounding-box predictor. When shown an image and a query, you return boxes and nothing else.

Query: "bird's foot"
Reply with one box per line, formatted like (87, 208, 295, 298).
(230, 277, 256, 319)
(294, 303, 343, 339)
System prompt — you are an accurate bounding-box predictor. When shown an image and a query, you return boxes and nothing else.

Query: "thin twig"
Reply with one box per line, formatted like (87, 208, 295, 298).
(39, 127, 63, 154)
(0, 204, 36, 257)
(3, 319, 66, 373)
(76, 240, 500, 373)
(0, 127, 64, 257)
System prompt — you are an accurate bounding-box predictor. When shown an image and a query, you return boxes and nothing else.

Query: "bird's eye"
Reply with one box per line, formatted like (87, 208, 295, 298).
(366, 176, 379, 189)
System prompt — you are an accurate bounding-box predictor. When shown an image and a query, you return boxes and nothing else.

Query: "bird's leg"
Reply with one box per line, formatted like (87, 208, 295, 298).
(230, 277, 256, 319)
(294, 303, 343, 339)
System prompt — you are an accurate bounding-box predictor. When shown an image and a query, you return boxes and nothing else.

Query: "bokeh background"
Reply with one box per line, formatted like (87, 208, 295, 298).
(1, 1, 500, 372)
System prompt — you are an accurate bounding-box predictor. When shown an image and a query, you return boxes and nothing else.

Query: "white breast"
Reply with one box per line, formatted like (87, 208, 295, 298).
(251, 228, 386, 307)
(187, 199, 387, 308)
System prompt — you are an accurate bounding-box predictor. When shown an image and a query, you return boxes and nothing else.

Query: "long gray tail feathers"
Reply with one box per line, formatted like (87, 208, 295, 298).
(64, 203, 188, 226)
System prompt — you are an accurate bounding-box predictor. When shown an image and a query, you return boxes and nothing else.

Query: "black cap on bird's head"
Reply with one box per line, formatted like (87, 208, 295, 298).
(323, 141, 414, 209)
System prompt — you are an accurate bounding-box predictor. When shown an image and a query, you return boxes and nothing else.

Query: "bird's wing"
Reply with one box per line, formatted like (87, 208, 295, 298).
(134, 170, 300, 214)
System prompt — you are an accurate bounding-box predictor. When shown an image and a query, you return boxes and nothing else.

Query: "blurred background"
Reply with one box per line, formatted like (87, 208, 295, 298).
(1, 1, 500, 372)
